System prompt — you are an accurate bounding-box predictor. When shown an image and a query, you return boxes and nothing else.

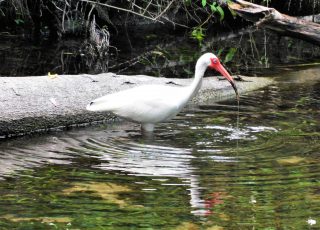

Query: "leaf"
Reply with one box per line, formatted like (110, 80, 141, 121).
(202, 0, 207, 7)
(191, 27, 205, 46)
(191, 28, 204, 41)
(217, 48, 224, 57)
(228, 7, 238, 17)
(14, 19, 24, 25)
(151, 51, 164, 56)
(216, 5, 225, 21)
(210, 2, 217, 12)
(224, 47, 237, 63)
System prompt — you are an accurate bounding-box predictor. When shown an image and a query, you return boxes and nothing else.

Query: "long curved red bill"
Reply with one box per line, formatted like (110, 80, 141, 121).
(215, 63, 239, 101)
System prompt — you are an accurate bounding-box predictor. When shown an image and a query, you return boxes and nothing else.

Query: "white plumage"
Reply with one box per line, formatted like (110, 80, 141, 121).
(86, 53, 238, 132)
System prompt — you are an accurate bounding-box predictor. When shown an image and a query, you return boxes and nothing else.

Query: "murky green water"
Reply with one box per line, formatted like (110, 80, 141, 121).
(0, 67, 320, 229)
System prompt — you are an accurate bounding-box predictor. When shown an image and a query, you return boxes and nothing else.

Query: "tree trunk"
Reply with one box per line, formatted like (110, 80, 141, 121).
(228, 0, 320, 46)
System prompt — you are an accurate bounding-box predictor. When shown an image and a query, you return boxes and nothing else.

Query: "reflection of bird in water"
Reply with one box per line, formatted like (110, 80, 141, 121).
(94, 136, 230, 216)
(87, 53, 239, 132)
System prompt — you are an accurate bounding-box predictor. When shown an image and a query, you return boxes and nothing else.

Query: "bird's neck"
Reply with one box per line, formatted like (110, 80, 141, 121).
(186, 63, 207, 101)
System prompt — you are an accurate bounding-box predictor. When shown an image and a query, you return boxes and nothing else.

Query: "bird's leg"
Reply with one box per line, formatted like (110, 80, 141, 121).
(141, 123, 155, 133)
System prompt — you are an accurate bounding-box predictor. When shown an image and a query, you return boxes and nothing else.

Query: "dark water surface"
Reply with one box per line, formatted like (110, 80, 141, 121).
(0, 66, 319, 229)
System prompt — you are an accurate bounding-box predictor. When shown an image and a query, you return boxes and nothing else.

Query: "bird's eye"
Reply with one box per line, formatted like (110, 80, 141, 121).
(213, 58, 217, 64)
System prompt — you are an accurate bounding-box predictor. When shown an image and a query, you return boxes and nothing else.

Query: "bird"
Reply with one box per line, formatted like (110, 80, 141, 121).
(86, 53, 239, 133)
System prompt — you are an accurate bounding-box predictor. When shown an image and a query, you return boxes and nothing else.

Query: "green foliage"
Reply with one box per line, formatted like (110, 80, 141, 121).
(228, 7, 238, 17)
(287, 39, 294, 48)
(210, 2, 217, 12)
(191, 0, 228, 43)
(259, 56, 269, 66)
(14, 19, 24, 25)
(224, 47, 237, 63)
(210, 2, 225, 21)
(217, 48, 224, 57)
(216, 5, 225, 21)
(191, 27, 205, 46)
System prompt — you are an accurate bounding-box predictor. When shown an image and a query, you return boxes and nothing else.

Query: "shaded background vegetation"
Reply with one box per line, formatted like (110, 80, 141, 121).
(0, 0, 320, 77)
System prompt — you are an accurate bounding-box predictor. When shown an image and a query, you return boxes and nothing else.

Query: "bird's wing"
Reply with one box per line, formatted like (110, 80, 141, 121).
(100, 85, 185, 123)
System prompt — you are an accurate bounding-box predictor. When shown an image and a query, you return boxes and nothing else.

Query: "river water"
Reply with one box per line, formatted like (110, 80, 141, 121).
(0, 65, 319, 229)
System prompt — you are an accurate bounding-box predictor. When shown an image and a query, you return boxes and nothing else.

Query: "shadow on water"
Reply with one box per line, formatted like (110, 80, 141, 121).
(0, 66, 319, 229)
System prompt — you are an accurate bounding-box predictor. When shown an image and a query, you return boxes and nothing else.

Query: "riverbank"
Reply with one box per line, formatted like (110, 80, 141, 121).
(0, 73, 273, 138)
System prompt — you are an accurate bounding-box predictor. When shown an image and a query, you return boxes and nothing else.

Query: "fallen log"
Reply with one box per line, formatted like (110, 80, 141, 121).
(228, 0, 320, 46)
(0, 73, 273, 138)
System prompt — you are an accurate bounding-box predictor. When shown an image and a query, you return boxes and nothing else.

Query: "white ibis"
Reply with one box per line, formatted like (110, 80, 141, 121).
(86, 53, 239, 132)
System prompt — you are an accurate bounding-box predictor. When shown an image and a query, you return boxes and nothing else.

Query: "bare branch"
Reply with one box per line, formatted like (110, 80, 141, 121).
(142, 1, 153, 15)
(154, 0, 175, 20)
(80, 0, 164, 23)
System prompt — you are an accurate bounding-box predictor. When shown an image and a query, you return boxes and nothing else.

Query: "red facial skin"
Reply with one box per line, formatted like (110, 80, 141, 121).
(210, 57, 239, 101)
